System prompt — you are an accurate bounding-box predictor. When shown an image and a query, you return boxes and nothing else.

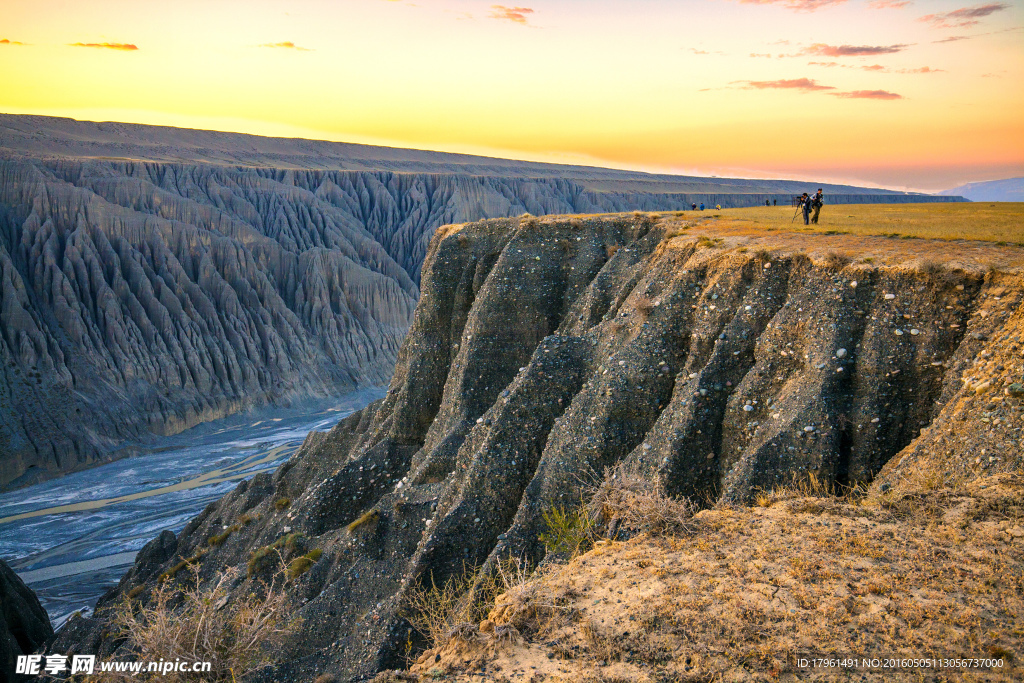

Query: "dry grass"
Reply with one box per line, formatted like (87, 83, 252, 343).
(346, 509, 380, 533)
(711, 202, 1024, 244)
(402, 557, 539, 651)
(407, 473, 1024, 682)
(588, 462, 697, 537)
(103, 567, 298, 682)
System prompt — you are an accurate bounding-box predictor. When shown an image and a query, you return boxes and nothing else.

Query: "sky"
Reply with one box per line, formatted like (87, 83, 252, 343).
(1, 0, 1022, 192)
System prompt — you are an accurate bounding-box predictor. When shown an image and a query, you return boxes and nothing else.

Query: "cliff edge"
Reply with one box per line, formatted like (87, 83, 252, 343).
(53, 213, 1024, 681)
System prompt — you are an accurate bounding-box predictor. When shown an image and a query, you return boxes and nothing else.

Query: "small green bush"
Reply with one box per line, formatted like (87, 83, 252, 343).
(272, 532, 307, 556)
(207, 524, 240, 546)
(158, 549, 207, 584)
(346, 509, 379, 534)
(247, 546, 277, 578)
(286, 549, 323, 580)
(286, 557, 314, 580)
(126, 585, 146, 599)
(274, 498, 291, 511)
(538, 505, 595, 559)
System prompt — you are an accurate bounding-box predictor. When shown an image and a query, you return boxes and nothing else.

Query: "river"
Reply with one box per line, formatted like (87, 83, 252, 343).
(0, 388, 382, 629)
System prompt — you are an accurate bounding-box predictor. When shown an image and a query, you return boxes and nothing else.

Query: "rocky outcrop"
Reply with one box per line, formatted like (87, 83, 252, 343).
(0, 147, 966, 490)
(56, 214, 1022, 681)
(0, 114, 967, 488)
(0, 158, 418, 489)
(1, 559, 53, 681)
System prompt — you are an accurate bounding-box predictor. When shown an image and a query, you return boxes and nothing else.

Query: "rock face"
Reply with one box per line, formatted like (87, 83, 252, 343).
(1, 559, 53, 681)
(0, 115, 966, 488)
(0, 158, 420, 489)
(56, 215, 1022, 681)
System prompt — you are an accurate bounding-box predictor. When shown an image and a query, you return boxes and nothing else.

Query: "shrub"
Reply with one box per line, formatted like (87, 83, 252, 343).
(287, 557, 314, 580)
(126, 585, 146, 599)
(822, 251, 851, 269)
(247, 547, 279, 577)
(346, 509, 380, 534)
(158, 549, 207, 584)
(588, 462, 696, 537)
(403, 571, 479, 649)
(110, 568, 298, 682)
(606, 244, 621, 259)
(286, 549, 323, 580)
(207, 524, 240, 546)
(402, 558, 536, 651)
(538, 505, 595, 558)
(274, 497, 291, 511)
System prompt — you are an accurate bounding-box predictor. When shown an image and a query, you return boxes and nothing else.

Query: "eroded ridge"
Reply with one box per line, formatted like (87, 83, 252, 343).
(58, 214, 1023, 681)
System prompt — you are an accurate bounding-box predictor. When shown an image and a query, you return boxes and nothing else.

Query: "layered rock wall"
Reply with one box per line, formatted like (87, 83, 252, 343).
(59, 215, 1022, 681)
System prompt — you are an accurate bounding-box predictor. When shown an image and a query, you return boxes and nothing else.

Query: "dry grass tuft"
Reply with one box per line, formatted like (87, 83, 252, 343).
(589, 462, 697, 537)
(822, 250, 851, 269)
(106, 567, 298, 682)
(346, 509, 380, 534)
(696, 235, 724, 249)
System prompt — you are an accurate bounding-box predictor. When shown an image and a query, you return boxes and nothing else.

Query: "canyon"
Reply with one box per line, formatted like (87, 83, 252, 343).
(0, 114, 965, 490)
(50, 212, 1023, 681)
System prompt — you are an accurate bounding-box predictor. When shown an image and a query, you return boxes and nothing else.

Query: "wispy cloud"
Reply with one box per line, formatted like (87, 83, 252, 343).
(69, 42, 138, 50)
(259, 41, 312, 51)
(0, 38, 28, 46)
(803, 42, 909, 57)
(732, 78, 904, 100)
(831, 89, 903, 99)
(934, 34, 971, 42)
(750, 52, 773, 58)
(489, 5, 535, 24)
(735, 0, 848, 11)
(868, 0, 912, 8)
(738, 78, 836, 91)
(809, 61, 942, 73)
(919, 3, 1008, 29)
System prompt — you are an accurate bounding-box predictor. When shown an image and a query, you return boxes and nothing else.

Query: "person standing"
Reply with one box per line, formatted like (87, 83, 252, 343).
(773, 198, 777, 206)
(811, 188, 824, 224)
(700, 203, 705, 211)
(799, 192, 811, 225)
(765, 199, 770, 207)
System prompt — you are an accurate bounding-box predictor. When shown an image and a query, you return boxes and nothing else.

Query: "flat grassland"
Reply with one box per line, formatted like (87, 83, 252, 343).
(701, 202, 1024, 244)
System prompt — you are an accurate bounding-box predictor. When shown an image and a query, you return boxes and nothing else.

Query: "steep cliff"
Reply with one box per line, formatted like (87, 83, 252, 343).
(0, 158, 418, 488)
(55, 214, 1023, 681)
(0, 114, 966, 487)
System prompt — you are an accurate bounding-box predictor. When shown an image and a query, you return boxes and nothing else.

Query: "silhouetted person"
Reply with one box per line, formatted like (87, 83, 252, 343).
(766, 199, 770, 207)
(691, 203, 697, 210)
(773, 199, 777, 206)
(811, 188, 824, 224)
(800, 192, 811, 225)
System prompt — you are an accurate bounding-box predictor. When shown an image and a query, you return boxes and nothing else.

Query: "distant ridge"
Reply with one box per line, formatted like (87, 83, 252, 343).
(940, 177, 1024, 202)
(1, 113, 954, 198)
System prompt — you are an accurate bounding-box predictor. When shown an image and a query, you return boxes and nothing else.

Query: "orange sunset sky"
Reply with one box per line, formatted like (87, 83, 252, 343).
(1, 0, 1022, 191)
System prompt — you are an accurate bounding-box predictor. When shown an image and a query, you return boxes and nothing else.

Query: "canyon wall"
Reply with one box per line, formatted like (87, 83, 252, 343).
(55, 215, 1022, 681)
(0, 141, 965, 490)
